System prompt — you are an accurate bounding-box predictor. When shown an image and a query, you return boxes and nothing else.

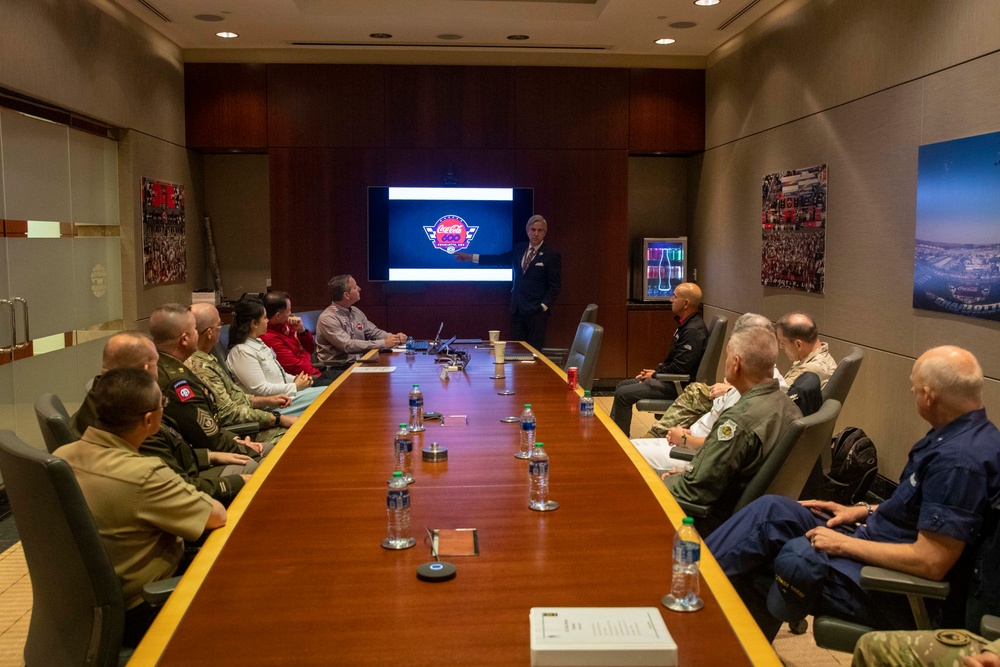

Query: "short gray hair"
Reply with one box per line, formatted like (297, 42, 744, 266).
(328, 275, 353, 302)
(526, 214, 547, 232)
(728, 325, 778, 380)
(733, 312, 774, 335)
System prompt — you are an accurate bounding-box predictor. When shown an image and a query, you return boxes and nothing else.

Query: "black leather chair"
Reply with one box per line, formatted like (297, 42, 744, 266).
(543, 304, 597, 368)
(297, 309, 323, 336)
(675, 399, 842, 532)
(563, 321, 603, 392)
(34, 393, 80, 454)
(0, 429, 174, 666)
(636, 314, 729, 416)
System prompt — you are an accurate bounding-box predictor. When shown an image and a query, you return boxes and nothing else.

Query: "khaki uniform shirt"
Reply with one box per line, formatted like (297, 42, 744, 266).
(784, 342, 838, 388)
(54, 428, 214, 608)
(666, 379, 802, 518)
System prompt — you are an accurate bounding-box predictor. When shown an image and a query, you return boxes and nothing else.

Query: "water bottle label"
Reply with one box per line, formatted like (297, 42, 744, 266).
(521, 422, 536, 431)
(387, 489, 410, 510)
(529, 460, 548, 475)
(409, 398, 424, 407)
(673, 541, 700, 563)
(397, 437, 413, 453)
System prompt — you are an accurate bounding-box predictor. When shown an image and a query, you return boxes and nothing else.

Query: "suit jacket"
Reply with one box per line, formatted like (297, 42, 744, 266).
(480, 241, 562, 316)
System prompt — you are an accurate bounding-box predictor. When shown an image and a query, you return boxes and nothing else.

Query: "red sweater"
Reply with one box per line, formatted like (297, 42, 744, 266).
(261, 322, 321, 377)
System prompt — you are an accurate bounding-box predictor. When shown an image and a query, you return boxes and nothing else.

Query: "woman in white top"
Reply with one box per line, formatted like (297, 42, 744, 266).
(227, 297, 325, 417)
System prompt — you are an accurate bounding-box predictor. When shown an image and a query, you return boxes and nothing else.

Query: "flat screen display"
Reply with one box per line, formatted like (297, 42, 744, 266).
(369, 187, 534, 282)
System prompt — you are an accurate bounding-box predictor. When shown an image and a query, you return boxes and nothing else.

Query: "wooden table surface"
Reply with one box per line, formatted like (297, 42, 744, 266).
(132, 345, 779, 666)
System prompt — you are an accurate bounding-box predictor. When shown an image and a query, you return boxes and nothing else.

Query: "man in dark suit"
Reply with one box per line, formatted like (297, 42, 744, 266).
(456, 214, 562, 350)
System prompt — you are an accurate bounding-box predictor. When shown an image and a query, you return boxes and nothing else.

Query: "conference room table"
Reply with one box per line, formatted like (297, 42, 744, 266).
(132, 344, 780, 666)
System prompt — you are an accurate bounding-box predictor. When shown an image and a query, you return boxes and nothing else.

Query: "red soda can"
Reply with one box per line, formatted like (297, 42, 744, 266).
(567, 367, 578, 390)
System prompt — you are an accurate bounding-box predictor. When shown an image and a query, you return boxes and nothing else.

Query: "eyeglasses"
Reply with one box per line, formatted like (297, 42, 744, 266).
(199, 323, 223, 335)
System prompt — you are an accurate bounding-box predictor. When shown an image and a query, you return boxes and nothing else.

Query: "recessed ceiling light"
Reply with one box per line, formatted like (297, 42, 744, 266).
(194, 14, 224, 22)
(216, 31, 238, 39)
(507, 34, 529, 41)
(370, 33, 393, 39)
(670, 21, 697, 29)
(694, 0, 721, 6)
(654, 38, 676, 45)
(437, 34, 463, 40)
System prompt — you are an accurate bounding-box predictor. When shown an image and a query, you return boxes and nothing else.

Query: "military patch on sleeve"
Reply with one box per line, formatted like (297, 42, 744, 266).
(196, 408, 219, 436)
(717, 418, 738, 442)
(172, 380, 195, 403)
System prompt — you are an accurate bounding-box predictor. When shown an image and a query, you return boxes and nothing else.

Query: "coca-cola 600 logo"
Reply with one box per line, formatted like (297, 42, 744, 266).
(423, 215, 479, 254)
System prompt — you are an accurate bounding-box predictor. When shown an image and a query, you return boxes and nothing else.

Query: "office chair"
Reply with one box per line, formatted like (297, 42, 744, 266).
(296, 310, 323, 336)
(0, 430, 175, 667)
(563, 321, 603, 391)
(34, 393, 81, 454)
(636, 314, 728, 416)
(675, 399, 842, 532)
(542, 304, 597, 367)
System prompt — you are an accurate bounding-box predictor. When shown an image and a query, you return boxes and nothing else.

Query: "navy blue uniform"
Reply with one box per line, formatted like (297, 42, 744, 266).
(705, 408, 1000, 640)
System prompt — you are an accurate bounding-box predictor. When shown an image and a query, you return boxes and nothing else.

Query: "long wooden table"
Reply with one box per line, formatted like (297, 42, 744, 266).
(131, 345, 779, 666)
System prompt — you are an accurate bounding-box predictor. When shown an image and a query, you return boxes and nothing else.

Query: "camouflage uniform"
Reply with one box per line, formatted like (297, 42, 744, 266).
(853, 629, 1000, 667)
(185, 350, 287, 446)
(644, 382, 714, 438)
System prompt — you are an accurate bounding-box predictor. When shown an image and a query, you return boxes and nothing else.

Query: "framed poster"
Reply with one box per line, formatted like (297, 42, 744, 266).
(761, 164, 827, 294)
(141, 177, 186, 286)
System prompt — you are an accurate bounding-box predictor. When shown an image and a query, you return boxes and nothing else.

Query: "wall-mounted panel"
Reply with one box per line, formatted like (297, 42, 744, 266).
(629, 69, 705, 154)
(386, 66, 515, 149)
(1, 109, 71, 222)
(515, 68, 629, 149)
(267, 65, 385, 148)
(269, 148, 387, 310)
(185, 63, 267, 150)
(70, 128, 119, 225)
(386, 148, 515, 187)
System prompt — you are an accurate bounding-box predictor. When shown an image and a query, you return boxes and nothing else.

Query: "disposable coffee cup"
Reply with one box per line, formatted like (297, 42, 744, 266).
(488, 330, 500, 344)
(495, 341, 507, 364)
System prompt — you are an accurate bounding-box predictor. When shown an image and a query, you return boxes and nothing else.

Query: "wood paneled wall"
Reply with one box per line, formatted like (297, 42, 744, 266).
(185, 64, 704, 378)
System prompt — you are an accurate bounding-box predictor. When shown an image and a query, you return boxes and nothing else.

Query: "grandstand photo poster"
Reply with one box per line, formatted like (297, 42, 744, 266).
(913, 131, 1000, 322)
(761, 164, 827, 293)
(141, 178, 187, 286)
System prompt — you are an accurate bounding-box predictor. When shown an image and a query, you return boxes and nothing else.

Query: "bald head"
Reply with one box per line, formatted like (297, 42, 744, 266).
(102, 332, 158, 377)
(671, 283, 702, 319)
(190, 304, 224, 353)
(912, 346, 983, 423)
(776, 312, 822, 362)
(149, 303, 198, 360)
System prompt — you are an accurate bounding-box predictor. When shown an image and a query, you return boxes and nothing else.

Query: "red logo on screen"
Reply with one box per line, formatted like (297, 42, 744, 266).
(423, 215, 479, 254)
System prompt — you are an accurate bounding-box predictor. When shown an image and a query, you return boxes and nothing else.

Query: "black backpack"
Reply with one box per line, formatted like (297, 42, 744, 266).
(820, 427, 878, 505)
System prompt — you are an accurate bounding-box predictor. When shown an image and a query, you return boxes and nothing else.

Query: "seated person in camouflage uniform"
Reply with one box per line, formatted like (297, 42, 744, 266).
(187, 303, 295, 446)
(661, 324, 802, 524)
(56, 367, 226, 646)
(853, 628, 1000, 667)
(643, 311, 835, 439)
(73, 331, 254, 506)
(150, 303, 268, 459)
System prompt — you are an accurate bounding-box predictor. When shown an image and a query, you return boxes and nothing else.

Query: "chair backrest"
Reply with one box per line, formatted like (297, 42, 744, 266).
(0, 430, 125, 667)
(34, 393, 81, 454)
(822, 346, 864, 404)
(563, 322, 603, 391)
(693, 315, 729, 385)
(733, 398, 843, 514)
(211, 325, 230, 369)
(580, 304, 598, 325)
(297, 309, 323, 335)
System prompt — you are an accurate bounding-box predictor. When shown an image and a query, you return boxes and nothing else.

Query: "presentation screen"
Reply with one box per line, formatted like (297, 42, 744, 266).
(369, 187, 534, 282)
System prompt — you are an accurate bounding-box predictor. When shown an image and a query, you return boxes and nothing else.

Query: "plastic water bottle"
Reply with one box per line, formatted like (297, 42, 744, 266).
(383, 471, 415, 550)
(405, 335, 415, 356)
(662, 517, 704, 612)
(408, 384, 424, 431)
(528, 442, 550, 510)
(394, 423, 414, 484)
(516, 403, 536, 459)
(580, 390, 595, 417)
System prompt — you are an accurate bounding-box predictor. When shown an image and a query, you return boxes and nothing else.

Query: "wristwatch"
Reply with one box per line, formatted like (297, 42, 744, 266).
(271, 410, 282, 426)
(854, 501, 874, 517)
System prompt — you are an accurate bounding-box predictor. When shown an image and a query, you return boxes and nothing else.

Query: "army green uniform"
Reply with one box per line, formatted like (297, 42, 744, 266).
(158, 353, 256, 457)
(665, 379, 802, 519)
(853, 629, 1000, 667)
(73, 379, 248, 506)
(645, 382, 714, 438)
(185, 350, 287, 446)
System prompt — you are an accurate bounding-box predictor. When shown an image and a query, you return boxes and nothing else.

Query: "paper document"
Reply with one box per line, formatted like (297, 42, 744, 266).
(352, 366, 396, 373)
(529, 607, 677, 666)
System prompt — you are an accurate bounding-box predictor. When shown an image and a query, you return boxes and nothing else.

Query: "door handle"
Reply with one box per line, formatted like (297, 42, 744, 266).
(0, 299, 13, 355)
(12, 297, 28, 350)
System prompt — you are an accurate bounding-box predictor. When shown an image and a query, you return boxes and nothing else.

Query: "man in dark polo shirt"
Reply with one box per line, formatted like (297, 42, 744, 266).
(609, 282, 708, 435)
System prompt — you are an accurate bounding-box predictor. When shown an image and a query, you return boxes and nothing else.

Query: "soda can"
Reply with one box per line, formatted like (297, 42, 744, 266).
(567, 366, 578, 390)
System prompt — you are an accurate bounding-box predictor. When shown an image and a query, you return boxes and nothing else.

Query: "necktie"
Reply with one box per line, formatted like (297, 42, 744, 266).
(522, 246, 536, 274)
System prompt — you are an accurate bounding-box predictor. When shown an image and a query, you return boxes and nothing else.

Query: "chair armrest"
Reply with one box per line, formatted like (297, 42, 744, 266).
(859, 566, 951, 600)
(142, 576, 181, 606)
(982, 615, 1000, 641)
(674, 498, 710, 518)
(653, 373, 690, 383)
(227, 422, 260, 437)
(669, 446, 698, 462)
(635, 399, 675, 414)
